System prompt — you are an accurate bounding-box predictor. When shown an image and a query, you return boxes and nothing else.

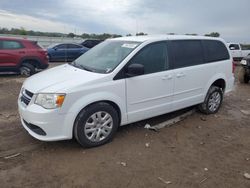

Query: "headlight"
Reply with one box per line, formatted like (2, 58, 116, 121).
(241, 60, 247, 65)
(35, 93, 66, 109)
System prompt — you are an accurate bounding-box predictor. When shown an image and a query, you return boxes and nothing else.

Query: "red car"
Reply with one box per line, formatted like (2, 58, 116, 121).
(0, 37, 49, 76)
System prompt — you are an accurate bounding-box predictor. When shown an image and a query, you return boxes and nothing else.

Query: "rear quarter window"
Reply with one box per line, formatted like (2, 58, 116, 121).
(203, 40, 230, 62)
(31, 41, 43, 49)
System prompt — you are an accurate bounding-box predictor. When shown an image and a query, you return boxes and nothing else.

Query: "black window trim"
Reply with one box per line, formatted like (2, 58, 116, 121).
(113, 41, 169, 80)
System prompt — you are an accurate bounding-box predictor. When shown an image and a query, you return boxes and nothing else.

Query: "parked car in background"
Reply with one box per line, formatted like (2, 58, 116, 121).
(238, 54, 250, 83)
(18, 35, 234, 148)
(0, 37, 48, 76)
(80, 39, 103, 48)
(227, 43, 250, 61)
(47, 43, 89, 62)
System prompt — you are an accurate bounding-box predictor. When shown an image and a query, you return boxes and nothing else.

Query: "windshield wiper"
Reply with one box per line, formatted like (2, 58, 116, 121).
(78, 65, 95, 72)
(69, 61, 78, 67)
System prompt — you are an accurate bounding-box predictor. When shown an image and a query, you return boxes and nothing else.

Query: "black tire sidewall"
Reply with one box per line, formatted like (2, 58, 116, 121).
(20, 63, 35, 76)
(238, 67, 248, 83)
(205, 86, 223, 114)
(74, 103, 119, 147)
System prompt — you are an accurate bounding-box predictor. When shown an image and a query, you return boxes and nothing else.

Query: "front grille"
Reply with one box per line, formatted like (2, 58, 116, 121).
(20, 89, 34, 106)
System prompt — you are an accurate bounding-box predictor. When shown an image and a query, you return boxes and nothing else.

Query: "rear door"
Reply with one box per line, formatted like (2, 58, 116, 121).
(0, 40, 24, 67)
(169, 40, 211, 110)
(67, 44, 84, 61)
(125, 42, 175, 123)
(54, 44, 67, 61)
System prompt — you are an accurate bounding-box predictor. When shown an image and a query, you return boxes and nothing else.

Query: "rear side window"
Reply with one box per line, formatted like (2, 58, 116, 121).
(203, 40, 229, 62)
(56, 44, 67, 49)
(0, 40, 23, 49)
(129, 42, 168, 74)
(170, 40, 204, 69)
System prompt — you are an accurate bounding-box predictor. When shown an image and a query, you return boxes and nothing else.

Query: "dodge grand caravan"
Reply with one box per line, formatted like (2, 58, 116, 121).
(18, 35, 234, 147)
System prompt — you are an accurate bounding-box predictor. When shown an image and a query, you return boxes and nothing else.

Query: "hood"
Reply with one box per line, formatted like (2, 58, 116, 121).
(23, 64, 107, 93)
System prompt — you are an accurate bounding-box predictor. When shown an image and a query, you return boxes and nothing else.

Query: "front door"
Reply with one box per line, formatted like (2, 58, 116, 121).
(125, 42, 174, 123)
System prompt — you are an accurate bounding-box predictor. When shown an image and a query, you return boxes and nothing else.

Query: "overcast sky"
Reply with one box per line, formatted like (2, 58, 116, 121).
(0, 0, 249, 43)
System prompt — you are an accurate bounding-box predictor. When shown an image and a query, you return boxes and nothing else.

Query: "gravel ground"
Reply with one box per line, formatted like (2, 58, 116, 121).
(0, 64, 249, 188)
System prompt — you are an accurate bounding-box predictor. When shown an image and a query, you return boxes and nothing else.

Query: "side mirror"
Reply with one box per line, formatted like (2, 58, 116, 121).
(53, 47, 58, 50)
(126, 64, 144, 77)
(229, 46, 236, 50)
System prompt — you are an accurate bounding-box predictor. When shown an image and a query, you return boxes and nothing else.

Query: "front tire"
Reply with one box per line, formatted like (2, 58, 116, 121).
(74, 102, 119, 147)
(198, 86, 223, 114)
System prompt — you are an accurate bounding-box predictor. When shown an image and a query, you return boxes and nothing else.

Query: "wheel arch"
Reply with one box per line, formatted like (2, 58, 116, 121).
(203, 74, 226, 100)
(19, 57, 42, 68)
(64, 92, 127, 138)
(211, 78, 226, 92)
(81, 100, 122, 125)
(71, 100, 123, 139)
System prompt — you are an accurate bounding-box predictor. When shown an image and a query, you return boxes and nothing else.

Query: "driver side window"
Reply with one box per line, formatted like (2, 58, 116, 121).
(129, 42, 168, 74)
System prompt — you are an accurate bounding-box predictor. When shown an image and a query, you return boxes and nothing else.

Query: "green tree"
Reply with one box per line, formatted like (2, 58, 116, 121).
(205, 32, 220, 37)
(19, 27, 27, 35)
(136, 32, 147, 36)
(185, 33, 197, 36)
(67, 32, 75, 38)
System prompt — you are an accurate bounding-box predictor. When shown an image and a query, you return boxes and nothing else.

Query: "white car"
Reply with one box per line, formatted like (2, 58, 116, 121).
(18, 35, 235, 147)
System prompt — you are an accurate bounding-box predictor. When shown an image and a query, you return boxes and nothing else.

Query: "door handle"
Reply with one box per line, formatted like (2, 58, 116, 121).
(162, 75, 172, 80)
(18, 51, 25, 54)
(176, 72, 185, 78)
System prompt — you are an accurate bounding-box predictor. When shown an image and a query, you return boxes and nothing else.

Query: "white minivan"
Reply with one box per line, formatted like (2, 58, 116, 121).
(18, 35, 234, 147)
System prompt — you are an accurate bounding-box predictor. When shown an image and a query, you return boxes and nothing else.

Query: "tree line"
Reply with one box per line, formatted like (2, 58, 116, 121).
(0, 27, 222, 39)
(2, 27, 249, 47)
(0, 27, 122, 40)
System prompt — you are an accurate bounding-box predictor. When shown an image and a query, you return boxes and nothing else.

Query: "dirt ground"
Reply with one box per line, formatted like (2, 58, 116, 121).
(0, 65, 250, 188)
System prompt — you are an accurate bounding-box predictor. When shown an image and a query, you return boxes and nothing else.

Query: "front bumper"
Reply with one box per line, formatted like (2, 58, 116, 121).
(18, 98, 74, 141)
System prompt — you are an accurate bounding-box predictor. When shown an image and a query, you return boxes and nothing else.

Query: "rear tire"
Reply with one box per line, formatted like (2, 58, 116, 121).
(74, 102, 119, 148)
(198, 86, 223, 114)
(238, 67, 249, 83)
(19, 63, 35, 77)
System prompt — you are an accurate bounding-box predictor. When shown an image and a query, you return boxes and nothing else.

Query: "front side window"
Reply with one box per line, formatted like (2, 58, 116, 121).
(73, 40, 141, 73)
(128, 42, 168, 74)
(0, 40, 23, 49)
(170, 40, 203, 69)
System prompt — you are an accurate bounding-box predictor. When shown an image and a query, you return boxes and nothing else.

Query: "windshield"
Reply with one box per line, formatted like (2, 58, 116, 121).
(72, 40, 141, 73)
